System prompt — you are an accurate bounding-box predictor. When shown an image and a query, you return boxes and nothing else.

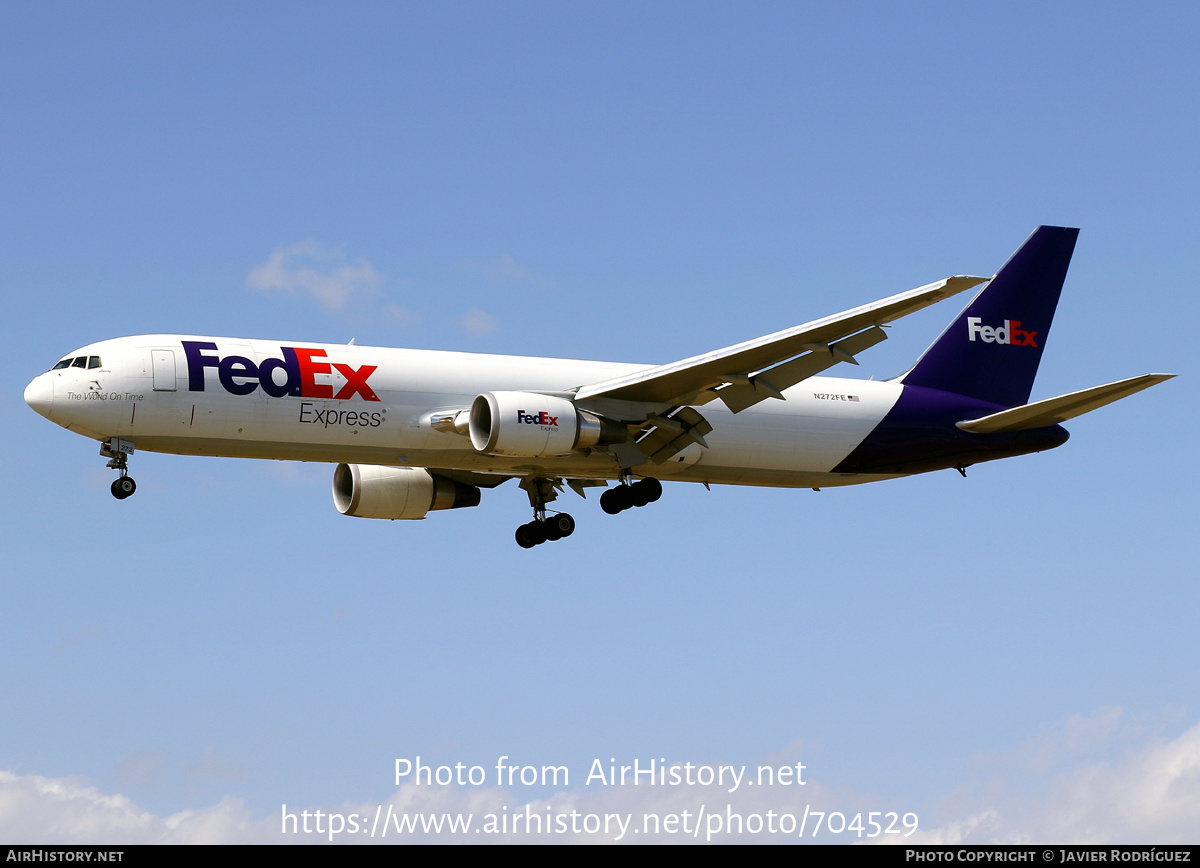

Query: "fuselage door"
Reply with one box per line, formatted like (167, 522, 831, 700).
(151, 350, 177, 391)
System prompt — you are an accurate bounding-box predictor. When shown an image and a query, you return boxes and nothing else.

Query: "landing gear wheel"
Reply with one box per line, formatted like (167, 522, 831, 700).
(515, 525, 537, 549)
(546, 513, 575, 539)
(111, 476, 136, 500)
(600, 488, 622, 515)
(601, 479, 662, 515)
(602, 484, 642, 514)
(639, 478, 662, 503)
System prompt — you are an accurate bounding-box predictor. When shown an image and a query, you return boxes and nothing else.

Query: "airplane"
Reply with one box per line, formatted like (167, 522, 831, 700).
(24, 226, 1173, 548)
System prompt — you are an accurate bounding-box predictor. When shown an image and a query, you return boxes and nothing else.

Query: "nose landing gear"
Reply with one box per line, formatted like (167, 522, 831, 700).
(110, 476, 137, 499)
(101, 438, 137, 500)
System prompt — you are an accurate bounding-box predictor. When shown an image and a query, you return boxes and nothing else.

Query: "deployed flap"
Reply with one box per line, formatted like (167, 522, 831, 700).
(636, 407, 714, 465)
(434, 469, 513, 489)
(574, 275, 985, 407)
(717, 325, 888, 413)
(566, 478, 608, 498)
(955, 374, 1174, 434)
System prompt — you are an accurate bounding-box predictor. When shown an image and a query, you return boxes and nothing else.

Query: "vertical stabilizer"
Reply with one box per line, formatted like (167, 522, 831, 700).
(900, 226, 1079, 408)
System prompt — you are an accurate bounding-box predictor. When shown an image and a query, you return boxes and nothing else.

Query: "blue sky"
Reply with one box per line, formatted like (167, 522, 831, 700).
(2, 1, 1197, 843)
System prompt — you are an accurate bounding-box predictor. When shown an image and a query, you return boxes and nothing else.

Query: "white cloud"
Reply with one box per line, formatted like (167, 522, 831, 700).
(6, 717, 1199, 844)
(0, 767, 843, 844)
(484, 254, 548, 286)
(461, 307, 498, 335)
(50, 621, 121, 656)
(113, 750, 167, 790)
(909, 712, 1200, 844)
(384, 302, 419, 325)
(182, 745, 250, 786)
(0, 771, 269, 844)
(246, 240, 380, 310)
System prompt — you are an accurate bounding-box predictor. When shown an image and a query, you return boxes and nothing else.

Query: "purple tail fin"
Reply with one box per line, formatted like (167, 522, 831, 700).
(900, 226, 1079, 408)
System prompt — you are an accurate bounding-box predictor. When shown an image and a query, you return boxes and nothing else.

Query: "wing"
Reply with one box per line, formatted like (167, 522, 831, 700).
(574, 275, 988, 413)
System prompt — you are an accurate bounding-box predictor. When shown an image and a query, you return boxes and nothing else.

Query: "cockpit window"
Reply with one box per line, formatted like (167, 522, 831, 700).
(49, 355, 103, 371)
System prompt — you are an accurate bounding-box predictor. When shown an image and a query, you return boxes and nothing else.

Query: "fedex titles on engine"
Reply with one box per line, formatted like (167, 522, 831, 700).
(517, 410, 559, 428)
(966, 317, 1038, 347)
(181, 341, 380, 401)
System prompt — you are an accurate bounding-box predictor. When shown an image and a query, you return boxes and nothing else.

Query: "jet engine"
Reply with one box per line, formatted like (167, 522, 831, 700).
(468, 391, 627, 457)
(332, 464, 481, 520)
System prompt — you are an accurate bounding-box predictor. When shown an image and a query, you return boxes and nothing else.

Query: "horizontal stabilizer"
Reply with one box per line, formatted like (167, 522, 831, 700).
(955, 374, 1175, 434)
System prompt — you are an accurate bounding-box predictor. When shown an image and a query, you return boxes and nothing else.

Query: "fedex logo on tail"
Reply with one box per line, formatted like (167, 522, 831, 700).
(966, 317, 1039, 347)
(182, 341, 380, 401)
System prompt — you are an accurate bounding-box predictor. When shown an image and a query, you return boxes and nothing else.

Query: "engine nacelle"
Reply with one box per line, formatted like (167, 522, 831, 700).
(332, 464, 481, 520)
(468, 391, 626, 457)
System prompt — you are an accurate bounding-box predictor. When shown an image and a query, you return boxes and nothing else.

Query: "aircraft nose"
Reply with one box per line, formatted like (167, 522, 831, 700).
(24, 375, 53, 419)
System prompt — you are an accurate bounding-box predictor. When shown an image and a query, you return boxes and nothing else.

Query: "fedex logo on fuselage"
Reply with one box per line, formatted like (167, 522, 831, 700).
(182, 341, 380, 401)
(517, 410, 558, 427)
(966, 317, 1039, 347)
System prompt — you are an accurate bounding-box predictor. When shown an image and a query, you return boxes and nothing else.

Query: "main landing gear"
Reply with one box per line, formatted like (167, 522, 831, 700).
(515, 477, 575, 548)
(101, 438, 137, 500)
(512, 476, 664, 548)
(515, 512, 576, 548)
(600, 477, 662, 514)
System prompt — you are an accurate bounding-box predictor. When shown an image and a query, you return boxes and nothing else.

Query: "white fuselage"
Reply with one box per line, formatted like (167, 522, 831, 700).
(25, 335, 906, 488)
